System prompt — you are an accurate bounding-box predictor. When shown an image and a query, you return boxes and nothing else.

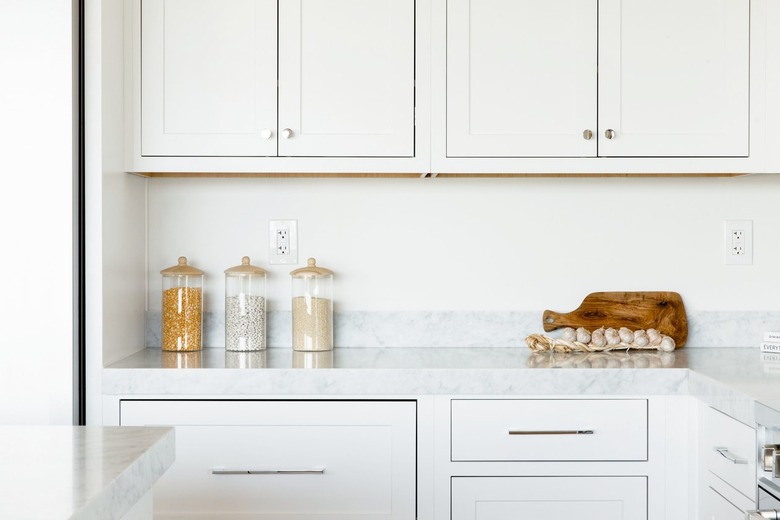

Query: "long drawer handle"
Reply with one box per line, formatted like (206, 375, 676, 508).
(508, 430, 594, 435)
(211, 467, 325, 475)
(714, 447, 748, 465)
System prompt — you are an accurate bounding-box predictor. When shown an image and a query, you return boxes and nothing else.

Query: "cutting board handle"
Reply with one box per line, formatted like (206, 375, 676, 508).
(542, 310, 565, 331)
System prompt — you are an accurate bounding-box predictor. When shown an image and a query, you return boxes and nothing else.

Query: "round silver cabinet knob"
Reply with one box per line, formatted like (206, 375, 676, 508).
(261, 129, 273, 140)
(281, 128, 293, 139)
(582, 129, 593, 141)
(604, 129, 616, 140)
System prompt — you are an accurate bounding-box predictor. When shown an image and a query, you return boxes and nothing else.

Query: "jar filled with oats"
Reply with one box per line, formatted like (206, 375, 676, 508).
(224, 256, 267, 351)
(290, 258, 334, 351)
(160, 256, 204, 351)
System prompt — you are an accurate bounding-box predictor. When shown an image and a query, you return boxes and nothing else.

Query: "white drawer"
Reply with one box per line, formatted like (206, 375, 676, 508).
(451, 476, 647, 520)
(120, 400, 416, 519)
(701, 486, 748, 520)
(704, 469, 755, 517)
(451, 399, 647, 461)
(703, 406, 756, 500)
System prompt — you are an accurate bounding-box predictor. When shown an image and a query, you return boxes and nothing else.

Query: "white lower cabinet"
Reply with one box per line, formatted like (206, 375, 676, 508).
(106, 394, 696, 518)
(451, 476, 647, 520)
(699, 405, 756, 519)
(443, 398, 666, 520)
(119, 400, 416, 519)
(701, 484, 751, 520)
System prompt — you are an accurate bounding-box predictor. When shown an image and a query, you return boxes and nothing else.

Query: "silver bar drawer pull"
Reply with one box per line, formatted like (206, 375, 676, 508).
(211, 467, 326, 475)
(508, 430, 594, 435)
(714, 447, 748, 465)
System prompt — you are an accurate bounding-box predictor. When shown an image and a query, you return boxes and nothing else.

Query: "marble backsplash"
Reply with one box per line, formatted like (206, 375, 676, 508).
(145, 310, 780, 349)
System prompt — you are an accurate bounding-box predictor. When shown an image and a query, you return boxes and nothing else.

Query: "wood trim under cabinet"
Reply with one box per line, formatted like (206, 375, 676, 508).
(433, 173, 747, 178)
(129, 171, 746, 179)
(129, 172, 429, 178)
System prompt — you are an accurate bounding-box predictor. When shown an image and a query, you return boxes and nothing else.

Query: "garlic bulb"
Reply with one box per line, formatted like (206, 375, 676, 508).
(605, 328, 621, 346)
(633, 330, 649, 347)
(659, 336, 676, 352)
(561, 327, 577, 342)
(618, 327, 634, 344)
(576, 327, 591, 344)
(590, 328, 607, 348)
(647, 329, 663, 346)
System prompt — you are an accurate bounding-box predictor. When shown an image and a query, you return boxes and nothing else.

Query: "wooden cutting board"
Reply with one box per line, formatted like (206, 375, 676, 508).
(542, 291, 688, 347)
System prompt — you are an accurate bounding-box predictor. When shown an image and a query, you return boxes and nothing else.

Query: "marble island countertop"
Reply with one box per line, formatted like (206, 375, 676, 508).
(104, 347, 780, 425)
(0, 426, 174, 520)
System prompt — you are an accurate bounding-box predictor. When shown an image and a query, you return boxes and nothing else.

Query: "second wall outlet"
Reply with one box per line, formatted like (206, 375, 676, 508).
(723, 219, 752, 265)
(269, 219, 298, 265)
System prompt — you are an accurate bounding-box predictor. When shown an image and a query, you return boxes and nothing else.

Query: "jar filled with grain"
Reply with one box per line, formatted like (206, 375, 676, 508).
(290, 258, 334, 351)
(160, 256, 204, 351)
(224, 256, 267, 351)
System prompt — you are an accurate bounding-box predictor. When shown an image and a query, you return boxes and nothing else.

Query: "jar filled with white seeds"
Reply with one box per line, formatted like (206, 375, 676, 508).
(224, 256, 267, 351)
(290, 258, 334, 351)
(161, 256, 204, 352)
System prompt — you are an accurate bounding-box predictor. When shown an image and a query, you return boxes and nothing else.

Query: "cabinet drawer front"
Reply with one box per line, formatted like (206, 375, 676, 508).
(452, 476, 647, 520)
(701, 487, 747, 520)
(120, 400, 415, 519)
(451, 399, 647, 461)
(704, 470, 755, 517)
(703, 406, 756, 500)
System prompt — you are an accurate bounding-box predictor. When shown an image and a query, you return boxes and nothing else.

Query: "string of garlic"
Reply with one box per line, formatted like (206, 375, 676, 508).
(526, 326, 676, 353)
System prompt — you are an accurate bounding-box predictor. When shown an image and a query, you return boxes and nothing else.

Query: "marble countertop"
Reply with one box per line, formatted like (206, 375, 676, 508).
(0, 426, 174, 520)
(104, 347, 780, 425)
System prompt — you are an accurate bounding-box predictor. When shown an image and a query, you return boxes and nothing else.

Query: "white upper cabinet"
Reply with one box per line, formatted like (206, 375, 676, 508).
(447, 0, 597, 158)
(142, 0, 278, 157)
(131, 0, 775, 173)
(598, 0, 749, 157)
(444, 0, 751, 161)
(134, 0, 417, 167)
(278, 0, 415, 157)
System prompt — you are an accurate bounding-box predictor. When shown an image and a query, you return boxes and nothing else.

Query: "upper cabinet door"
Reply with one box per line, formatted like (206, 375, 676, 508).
(598, 0, 750, 157)
(446, 0, 597, 158)
(278, 0, 415, 157)
(141, 0, 277, 157)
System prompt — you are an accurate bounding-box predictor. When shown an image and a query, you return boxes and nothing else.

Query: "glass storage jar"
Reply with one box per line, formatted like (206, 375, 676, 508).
(290, 258, 334, 351)
(160, 256, 204, 351)
(224, 256, 267, 351)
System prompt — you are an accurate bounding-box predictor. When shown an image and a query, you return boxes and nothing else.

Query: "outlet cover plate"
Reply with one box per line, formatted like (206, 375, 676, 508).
(269, 219, 298, 265)
(723, 219, 752, 265)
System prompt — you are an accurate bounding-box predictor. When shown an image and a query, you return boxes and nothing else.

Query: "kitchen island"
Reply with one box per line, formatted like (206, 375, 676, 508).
(0, 426, 174, 519)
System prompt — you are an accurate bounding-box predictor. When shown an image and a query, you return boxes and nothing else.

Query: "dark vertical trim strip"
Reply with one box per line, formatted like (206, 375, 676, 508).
(74, 0, 86, 425)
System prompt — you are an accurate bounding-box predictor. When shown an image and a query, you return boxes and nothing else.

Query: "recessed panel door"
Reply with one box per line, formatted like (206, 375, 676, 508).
(142, 0, 278, 156)
(446, 0, 597, 157)
(278, 0, 415, 157)
(598, 0, 750, 157)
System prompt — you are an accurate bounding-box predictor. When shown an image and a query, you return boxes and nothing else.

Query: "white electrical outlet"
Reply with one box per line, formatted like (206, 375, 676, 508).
(269, 220, 298, 265)
(723, 219, 752, 265)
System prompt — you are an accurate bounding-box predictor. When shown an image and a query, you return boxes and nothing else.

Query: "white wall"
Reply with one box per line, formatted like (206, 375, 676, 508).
(147, 174, 780, 315)
(0, 0, 74, 424)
